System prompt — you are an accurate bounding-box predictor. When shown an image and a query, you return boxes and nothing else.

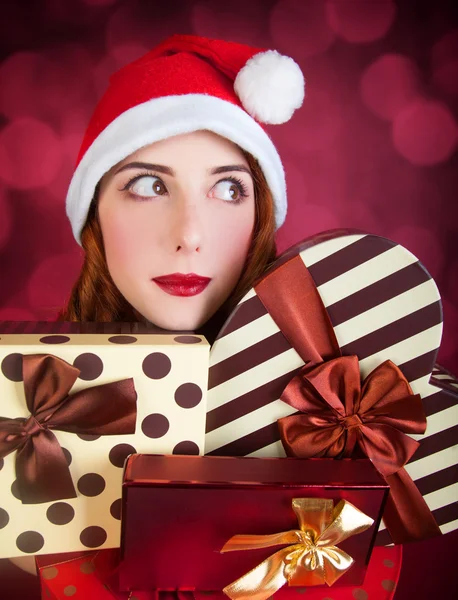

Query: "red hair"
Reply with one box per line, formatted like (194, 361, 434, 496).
(59, 151, 277, 323)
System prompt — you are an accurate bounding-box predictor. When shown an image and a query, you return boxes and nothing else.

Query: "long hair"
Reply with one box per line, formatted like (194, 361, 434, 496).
(59, 150, 277, 323)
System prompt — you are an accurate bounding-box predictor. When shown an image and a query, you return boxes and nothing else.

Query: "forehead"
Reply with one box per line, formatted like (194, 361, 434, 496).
(117, 130, 249, 168)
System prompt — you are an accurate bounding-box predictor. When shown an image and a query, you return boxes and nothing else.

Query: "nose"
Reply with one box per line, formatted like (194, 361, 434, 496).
(171, 201, 203, 254)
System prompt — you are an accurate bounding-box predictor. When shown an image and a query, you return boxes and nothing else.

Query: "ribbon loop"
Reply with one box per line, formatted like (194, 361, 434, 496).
(222, 499, 373, 600)
(0, 353, 137, 504)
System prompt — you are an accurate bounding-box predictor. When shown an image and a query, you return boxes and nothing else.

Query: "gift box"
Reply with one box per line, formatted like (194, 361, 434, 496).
(0, 323, 209, 558)
(205, 230, 457, 545)
(119, 453, 389, 595)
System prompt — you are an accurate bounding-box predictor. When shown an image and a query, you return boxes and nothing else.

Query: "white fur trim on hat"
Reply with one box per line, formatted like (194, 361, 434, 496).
(235, 50, 305, 125)
(66, 94, 287, 246)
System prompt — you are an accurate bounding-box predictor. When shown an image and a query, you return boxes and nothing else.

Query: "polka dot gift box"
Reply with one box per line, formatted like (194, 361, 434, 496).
(0, 324, 209, 558)
(205, 230, 458, 547)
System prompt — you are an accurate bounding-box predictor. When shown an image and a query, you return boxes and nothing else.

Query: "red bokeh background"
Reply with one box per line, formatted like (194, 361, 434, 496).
(0, 1, 457, 598)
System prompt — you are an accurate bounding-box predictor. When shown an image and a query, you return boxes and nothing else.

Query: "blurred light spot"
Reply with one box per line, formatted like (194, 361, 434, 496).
(27, 253, 83, 311)
(0, 46, 93, 123)
(0, 52, 47, 119)
(392, 100, 458, 165)
(191, 0, 269, 46)
(326, 0, 396, 43)
(280, 203, 341, 253)
(360, 54, 421, 121)
(390, 225, 444, 278)
(431, 30, 458, 97)
(0, 118, 63, 189)
(270, 85, 343, 153)
(108, 44, 150, 70)
(0, 185, 12, 250)
(270, 0, 335, 58)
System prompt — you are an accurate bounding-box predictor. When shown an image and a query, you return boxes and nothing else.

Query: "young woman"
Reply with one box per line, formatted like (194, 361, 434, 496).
(9, 33, 305, 579)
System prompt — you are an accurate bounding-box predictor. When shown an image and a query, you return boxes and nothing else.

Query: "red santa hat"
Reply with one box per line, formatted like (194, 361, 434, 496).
(66, 34, 305, 245)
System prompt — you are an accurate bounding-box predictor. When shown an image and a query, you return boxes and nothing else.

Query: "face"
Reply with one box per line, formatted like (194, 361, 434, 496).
(97, 130, 256, 330)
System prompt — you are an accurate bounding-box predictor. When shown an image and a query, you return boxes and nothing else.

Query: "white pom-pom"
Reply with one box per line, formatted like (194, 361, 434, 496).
(234, 50, 305, 125)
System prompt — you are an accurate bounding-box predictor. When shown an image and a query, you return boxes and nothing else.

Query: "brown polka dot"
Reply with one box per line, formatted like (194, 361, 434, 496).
(61, 447, 72, 466)
(174, 382, 203, 408)
(173, 441, 200, 455)
(1, 353, 23, 381)
(141, 413, 170, 438)
(64, 585, 77, 596)
(382, 579, 396, 591)
(16, 531, 44, 553)
(46, 502, 75, 525)
(110, 498, 122, 520)
(295, 589, 307, 594)
(383, 559, 394, 568)
(142, 352, 171, 379)
(45, 589, 51, 597)
(11, 480, 21, 500)
(77, 433, 101, 441)
(0, 507, 9, 529)
(352, 590, 368, 600)
(77, 473, 106, 497)
(109, 443, 136, 468)
(322, 598, 334, 600)
(108, 335, 137, 344)
(131, 596, 141, 600)
(39, 335, 70, 344)
(80, 526, 107, 548)
(42, 566, 59, 580)
(73, 353, 104, 380)
(173, 335, 202, 344)
(80, 561, 95, 574)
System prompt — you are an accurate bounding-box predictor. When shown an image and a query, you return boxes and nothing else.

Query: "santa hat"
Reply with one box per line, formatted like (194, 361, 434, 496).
(66, 35, 305, 245)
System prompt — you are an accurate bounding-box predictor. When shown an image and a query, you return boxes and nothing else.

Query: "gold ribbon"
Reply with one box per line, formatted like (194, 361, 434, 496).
(221, 498, 374, 600)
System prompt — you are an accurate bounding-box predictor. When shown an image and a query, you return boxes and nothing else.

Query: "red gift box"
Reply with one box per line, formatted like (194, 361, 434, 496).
(119, 454, 389, 595)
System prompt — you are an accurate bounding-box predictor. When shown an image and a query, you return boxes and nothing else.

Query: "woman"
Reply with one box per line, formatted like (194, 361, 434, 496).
(8, 32, 305, 581)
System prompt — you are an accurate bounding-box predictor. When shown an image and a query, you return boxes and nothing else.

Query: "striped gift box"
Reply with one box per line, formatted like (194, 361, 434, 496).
(205, 230, 458, 545)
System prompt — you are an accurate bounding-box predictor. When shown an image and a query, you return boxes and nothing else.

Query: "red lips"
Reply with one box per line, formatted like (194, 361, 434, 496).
(152, 273, 211, 297)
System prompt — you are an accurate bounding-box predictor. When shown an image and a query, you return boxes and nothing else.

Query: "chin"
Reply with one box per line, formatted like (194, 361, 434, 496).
(140, 310, 211, 332)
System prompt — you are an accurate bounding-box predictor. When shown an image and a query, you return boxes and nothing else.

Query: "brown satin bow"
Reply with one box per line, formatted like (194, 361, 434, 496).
(255, 254, 441, 544)
(279, 356, 424, 477)
(0, 354, 137, 504)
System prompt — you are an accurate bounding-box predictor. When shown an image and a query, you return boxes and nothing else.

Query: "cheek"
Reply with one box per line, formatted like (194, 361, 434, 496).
(99, 208, 155, 273)
(211, 206, 255, 274)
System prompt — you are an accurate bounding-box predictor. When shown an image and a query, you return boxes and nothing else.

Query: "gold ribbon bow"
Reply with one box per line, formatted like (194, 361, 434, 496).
(221, 498, 374, 600)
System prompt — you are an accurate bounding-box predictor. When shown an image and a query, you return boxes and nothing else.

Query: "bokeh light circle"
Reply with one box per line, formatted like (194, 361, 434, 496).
(392, 100, 458, 166)
(270, 0, 335, 58)
(326, 0, 396, 43)
(360, 54, 421, 121)
(0, 118, 63, 189)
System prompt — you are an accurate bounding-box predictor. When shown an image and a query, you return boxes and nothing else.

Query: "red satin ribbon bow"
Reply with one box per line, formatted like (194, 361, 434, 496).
(278, 355, 440, 543)
(0, 354, 137, 504)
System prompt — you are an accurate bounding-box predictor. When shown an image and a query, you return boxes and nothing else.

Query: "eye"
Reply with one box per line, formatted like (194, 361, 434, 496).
(125, 175, 168, 199)
(210, 177, 249, 203)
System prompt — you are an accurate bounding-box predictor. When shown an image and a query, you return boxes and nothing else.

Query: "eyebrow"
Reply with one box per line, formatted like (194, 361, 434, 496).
(114, 162, 252, 177)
